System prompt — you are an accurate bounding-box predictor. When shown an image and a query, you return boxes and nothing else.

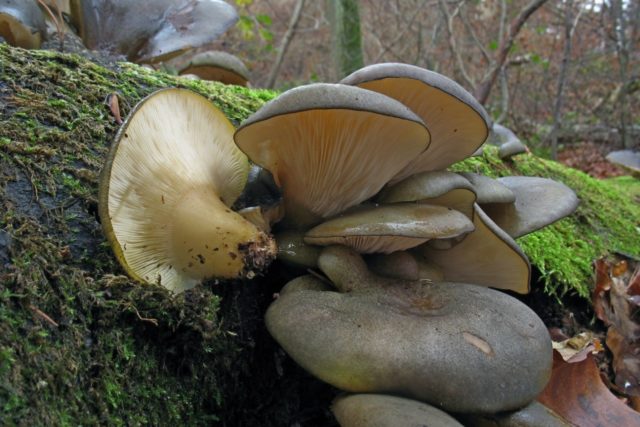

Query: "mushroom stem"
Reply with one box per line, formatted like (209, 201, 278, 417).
(317, 245, 382, 292)
(169, 187, 275, 281)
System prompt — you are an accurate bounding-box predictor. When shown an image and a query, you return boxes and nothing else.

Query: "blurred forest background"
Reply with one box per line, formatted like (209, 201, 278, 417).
(197, 0, 638, 165)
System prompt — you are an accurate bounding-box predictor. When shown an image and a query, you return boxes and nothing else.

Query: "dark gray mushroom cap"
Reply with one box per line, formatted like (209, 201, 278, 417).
(332, 394, 464, 427)
(178, 50, 250, 86)
(606, 150, 640, 175)
(481, 176, 580, 238)
(459, 172, 516, 204)
(499, 139, 528, 159)
(419, 204, 531, 293)
(377, 171, 477, 219)
(237, 82, 429, 129)
(266, 246, 552, 413)
(70, 0, 238, 63)
(304, 203, 474, 254)
(0, 0, 46, 49)
(234, 83, 430, 227)
(341, 63, 490, 180)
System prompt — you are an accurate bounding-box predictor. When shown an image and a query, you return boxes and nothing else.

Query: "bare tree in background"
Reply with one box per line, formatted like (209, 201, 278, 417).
(548, 0, 583, 159)
(327, 0, 364, 79)
(266, 0, 306, 88)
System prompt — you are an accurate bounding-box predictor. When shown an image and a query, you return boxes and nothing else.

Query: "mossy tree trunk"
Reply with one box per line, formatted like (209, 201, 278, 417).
(327, 0, 364, 80)
(0, 45, 335, 427)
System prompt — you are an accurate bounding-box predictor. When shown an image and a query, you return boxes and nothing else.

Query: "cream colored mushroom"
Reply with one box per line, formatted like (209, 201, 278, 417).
(304, 203, 474, 254)
(341, 63, 490, 183)
(377, 170, 477, 219)
(99, 88, 276, 293)
(418, 204, 531, 293)
(234, 83, 430, 228)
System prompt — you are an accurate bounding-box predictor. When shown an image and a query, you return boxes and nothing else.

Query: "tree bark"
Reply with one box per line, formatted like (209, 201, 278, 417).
(327, 0, 364, 79)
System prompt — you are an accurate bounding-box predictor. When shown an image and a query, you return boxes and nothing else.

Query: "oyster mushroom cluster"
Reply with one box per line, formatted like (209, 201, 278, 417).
(231, 63, 579, 423)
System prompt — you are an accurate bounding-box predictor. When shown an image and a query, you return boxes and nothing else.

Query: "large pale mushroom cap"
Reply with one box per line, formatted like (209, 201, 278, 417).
(305, 203, 474, 254)
(70, 0, 238, 63)
(178, 51, 250, 86)
(234, 83, 430, 228)
(480, 176, 579, 238)
(99, 88, 275, 292)
(0, 0, 46, 49)
(341, 63, 490, 182)
(377, 171, 477, 219)
(418, 204, 531, 293)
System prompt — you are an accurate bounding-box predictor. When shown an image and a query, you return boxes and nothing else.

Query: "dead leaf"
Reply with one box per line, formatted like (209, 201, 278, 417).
(538, 350, 640, 427)
(607, 328, 640, 396)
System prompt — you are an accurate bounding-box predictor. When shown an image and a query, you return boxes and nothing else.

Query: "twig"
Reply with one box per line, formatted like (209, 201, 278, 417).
(29, 304, 59, 327)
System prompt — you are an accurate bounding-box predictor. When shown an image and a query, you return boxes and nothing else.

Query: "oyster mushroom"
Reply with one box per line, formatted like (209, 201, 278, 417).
(69, 0, 238, 63)
(418, 204, 531, 293)
(458, 172, 515, 205)
(234, 83, 430, 228)
(341, 63, 490, 183)
(304, 203, 474, 254)
(480, 176, 580, 238)
(332, 394, 464, 427)
(377, 170, 477, 219)
(0, 0, 46, 49)
(266, 245, 552, 413)
(177, 50, 250, 86)
(606, 150, 640, 177)
(99, 88, 276, 292)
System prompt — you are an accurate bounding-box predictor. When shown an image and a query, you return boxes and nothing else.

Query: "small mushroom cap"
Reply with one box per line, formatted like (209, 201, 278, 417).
(70, 0, 238, 63)
(418, 204, 531, 293)
(178, 50, 250, 86)
(458, 172, 516, 204)
(487, 123, 520, 146)
(0, 0, 46, 49)
(99, 88, 275, 292)
(499, 138, 528, 159)
(377, 171, 477, 219)
(234, 83, 430, 227)
(341, 63, 490, 182)
(606, 150, 640, 175)
(332, 394, 464, 427)
(305, 203, 474, 254)
(480, 176, 580, 238)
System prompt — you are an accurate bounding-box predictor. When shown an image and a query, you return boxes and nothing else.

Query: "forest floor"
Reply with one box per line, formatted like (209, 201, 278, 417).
(558, 142, 628, 179)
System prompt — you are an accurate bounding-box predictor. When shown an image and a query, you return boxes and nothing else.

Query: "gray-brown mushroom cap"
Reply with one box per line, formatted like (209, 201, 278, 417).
(480, 176, 580, 238)
(418, 203, 531, 293)
(377, 171, 477, 219)
(341, 63, 490, 182)
(266, 246, 552, 413)
(305, 203, 474, 254)
(234, 83, 431, 228)
(459, 172, 516, 205)
(70, 0, 238, 63)
(332, 394, 464, 427)
(178, 50, 250, 86)
(606, 150, 640, 176)
(0, 0, 46, 49)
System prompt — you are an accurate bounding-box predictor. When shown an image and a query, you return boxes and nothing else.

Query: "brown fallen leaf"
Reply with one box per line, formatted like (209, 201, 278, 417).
(607, 328, 640, 396)
(538, 350, 640, 427)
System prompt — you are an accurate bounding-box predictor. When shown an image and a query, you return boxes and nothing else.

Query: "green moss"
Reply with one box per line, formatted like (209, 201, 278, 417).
(453, 146, 640, 298)
(0, 44, 310, 426)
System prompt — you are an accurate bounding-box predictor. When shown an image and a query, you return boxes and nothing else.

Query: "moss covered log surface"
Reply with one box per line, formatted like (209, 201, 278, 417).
(453, 148, 639, 299)
(0, 44, 638, 425)
(0, 44, 334, 427)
